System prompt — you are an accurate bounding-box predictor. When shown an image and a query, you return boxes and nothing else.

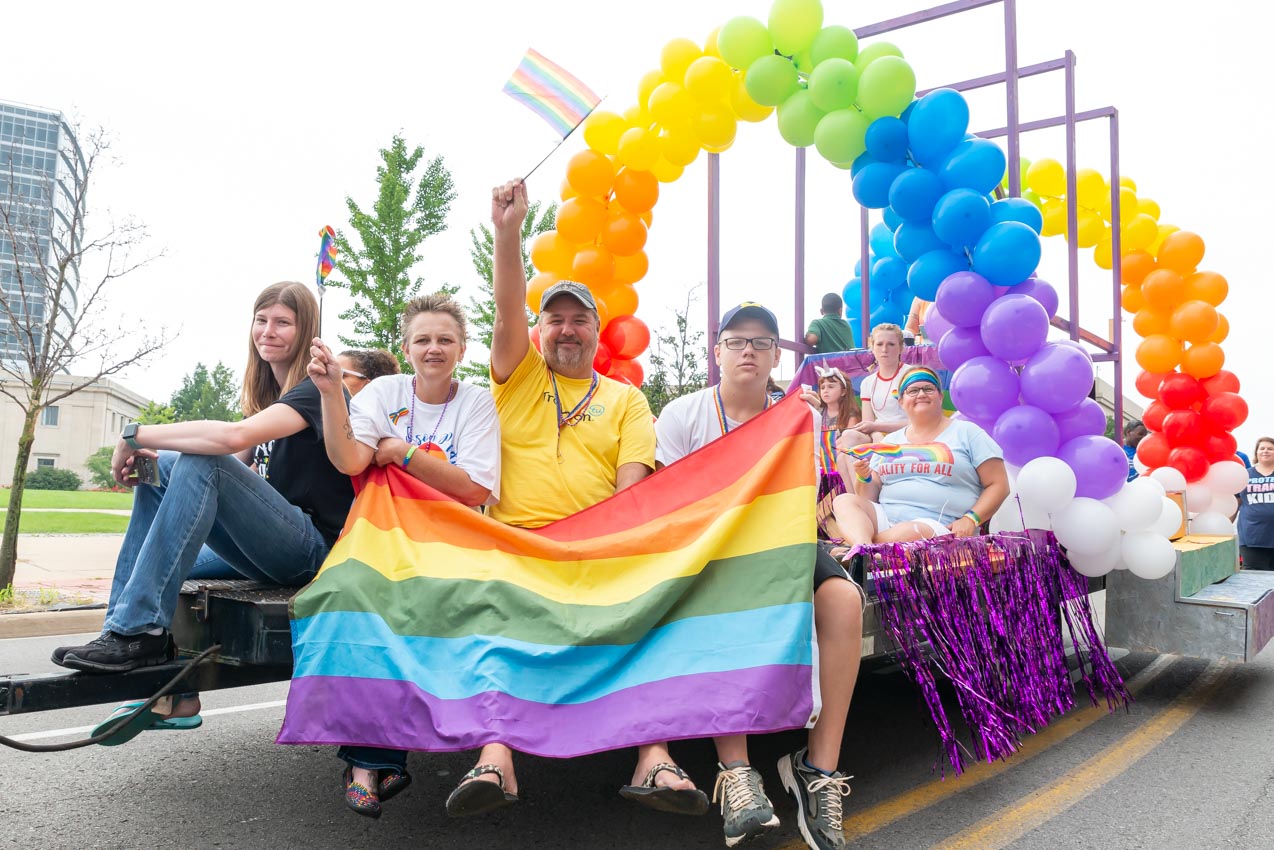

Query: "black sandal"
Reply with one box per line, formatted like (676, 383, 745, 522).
(445, 763, 519, 818)
(619, 762, 710, 815)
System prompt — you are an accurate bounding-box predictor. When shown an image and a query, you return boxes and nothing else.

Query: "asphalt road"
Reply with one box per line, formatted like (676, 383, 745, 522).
(2, 634, 1272, 850)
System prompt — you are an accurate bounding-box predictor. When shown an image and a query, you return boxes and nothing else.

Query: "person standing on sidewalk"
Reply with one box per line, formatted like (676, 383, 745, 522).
(1239, 437, 1274, 570)
(53, 281, 354, 674)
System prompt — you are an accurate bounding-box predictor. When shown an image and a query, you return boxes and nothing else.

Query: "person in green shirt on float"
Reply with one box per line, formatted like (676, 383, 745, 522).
(805, 293, 858, 353)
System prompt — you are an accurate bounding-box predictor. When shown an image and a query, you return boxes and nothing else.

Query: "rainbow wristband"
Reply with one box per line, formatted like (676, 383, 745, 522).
(963, 509, 982, 525)
(402, 444, 418, 468)
(856, 472, 873, 483)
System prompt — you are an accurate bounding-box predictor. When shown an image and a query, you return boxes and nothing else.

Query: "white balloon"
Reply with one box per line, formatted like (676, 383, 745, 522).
(1185, 484, 1213, 513)
(1150, 496, 1185, 538)
(1208, 493, 1238, 518)
(989, 495, 1052, 533)
(1122, 531, 1177, 580)
(1017, 457, 1078, 515)
(1138, 476, 1167, 499)
(1204, 461, 1249, 496)
(1133, 455, 1149, 474)
(1191, 511, 1236, 536)
(1067, 545, 1121, 578)
(1104, 478, 1167, 531)
(1149, 466, 1188, 492)
(1052, 498, 1121, 556)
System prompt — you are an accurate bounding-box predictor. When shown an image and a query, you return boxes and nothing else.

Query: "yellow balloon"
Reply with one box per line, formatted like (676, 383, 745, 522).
(1026, 158, 1066, 198)
(729, 72, 774, 122)
(1040, 199, 1068, 237)
(658, 129, 700, 167)
(581, 111, 627, 156)
(1138, 198, 1161, 220)
(684, 56, 734, 102)
(1118, 175, 1137, 192)
(1150, 224, 1179, 257)
(1121, 213, 1158, 251)
(648, 82, 693, 126)
(637, 71, 666, 109)
(651, 157, 684, 183)
(1076, 211, 1105, 248)
(691, 107, 738, 150)
(703, 26, 722, 58)
(1075, 168, 1107, 209)
(1117, 186, 1138, 226)
(623, 104, 654, 130)
(1094, 233, 1114, 270)
(617, 127, 660, 171)
(661, 38, 703, 83)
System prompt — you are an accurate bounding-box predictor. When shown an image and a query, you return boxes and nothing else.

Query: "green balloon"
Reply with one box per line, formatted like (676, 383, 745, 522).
(813, 108, 871, 165)
(777, 88, 825, 148)
(854, 41, 904, 73)
(807, 57, 858, 112)
(856, 56, 916, 118)
(745, 55, 799, 108)
(810, 25, 858, 65)
(768, 0, 824, 57)
(793, 49, 815, 75)
(717, 16, 774, 71)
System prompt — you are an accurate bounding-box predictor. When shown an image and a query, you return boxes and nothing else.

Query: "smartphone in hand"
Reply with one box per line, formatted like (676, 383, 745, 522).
(133, 455, 161, 486)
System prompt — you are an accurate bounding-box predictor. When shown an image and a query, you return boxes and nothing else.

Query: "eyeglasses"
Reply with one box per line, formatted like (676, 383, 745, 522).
(720, 337, 777, 351)
(903, 385, 939, 397)
(342, 370, 368, 381)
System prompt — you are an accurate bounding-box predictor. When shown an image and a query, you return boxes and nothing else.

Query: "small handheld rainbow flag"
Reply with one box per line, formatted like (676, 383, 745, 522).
(503, 48, 601, 138)
(845, 443, 902, 459)
(315, 225, 337, 296)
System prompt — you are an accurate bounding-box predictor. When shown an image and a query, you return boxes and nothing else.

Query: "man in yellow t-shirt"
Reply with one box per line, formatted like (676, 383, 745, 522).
(441, 179, 706, 821)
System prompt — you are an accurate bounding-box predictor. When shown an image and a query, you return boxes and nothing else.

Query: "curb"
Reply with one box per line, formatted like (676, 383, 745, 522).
(0, 608, 105, 639)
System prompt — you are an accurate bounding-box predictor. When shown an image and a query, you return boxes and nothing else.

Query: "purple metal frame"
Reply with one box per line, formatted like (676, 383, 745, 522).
(703, 0, 1125, 427)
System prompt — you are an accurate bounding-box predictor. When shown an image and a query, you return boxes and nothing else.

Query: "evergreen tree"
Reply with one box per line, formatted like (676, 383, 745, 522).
(169, 362, 241, 421)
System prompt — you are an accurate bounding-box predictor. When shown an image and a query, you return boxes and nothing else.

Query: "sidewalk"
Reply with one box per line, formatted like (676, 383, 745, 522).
(11, 535, 123, 602)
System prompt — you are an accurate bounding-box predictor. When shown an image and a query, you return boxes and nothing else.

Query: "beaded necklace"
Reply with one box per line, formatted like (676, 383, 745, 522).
(869, 365, 903, 415)
(406, 377, 457, 450)
(714, 384, 772, 436)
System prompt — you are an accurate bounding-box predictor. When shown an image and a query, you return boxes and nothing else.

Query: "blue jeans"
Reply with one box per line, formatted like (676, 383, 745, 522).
(338, 746, 408, 772)
(105, 451, 330, 635)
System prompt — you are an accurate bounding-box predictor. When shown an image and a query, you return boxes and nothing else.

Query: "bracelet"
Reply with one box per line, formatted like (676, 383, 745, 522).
(856, 472, 873, 483)
(963, 509, 982, 525)
(402, 444, 418, 468)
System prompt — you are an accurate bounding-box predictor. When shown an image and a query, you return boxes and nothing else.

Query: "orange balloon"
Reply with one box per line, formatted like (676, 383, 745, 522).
(571, 245, 615, 289)
(1180, 342, 1224, 379)
(1140, 268, 1186, 312)
(594, 296, 612, 329)
(1184, 271, 1228, 307)
(606, 283, 639, 317)
(1157, 230, 1205, 274)
(529, 324, 542, 352)
(566, 149, 616, 198)
(1121, 251, 1156, 286)
(528, 232, 575, 276)
(639, 210, 653, 228)
(1121, 283, 1146, 314)
(1168, 300, 1219, 344)
(555, 197, 608, 245)
(526, 272, 560, 315)
(613, 250, 649, 285)
(601, 211, 648, 256)
(1209, 313, 1230, 344)
(1132, 308, 1172, 338)
(559, 178, 578, 202)
(613, 168, 660, 213)
(1135, 334, 1184, 373)
(607, 357, 645, 387)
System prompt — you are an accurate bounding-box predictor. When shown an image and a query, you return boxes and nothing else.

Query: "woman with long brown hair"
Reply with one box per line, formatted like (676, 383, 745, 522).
(54, 282, 355, 685)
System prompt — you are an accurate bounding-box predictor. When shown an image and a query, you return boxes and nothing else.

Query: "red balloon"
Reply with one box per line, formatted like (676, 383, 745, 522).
(1162, 409, 1203, 446)
(600, 315, 652, 360)
(1137, 432, 1172, 468)
(529, 325, 542, 352)
(1201, 430, 1239, 463)
(607, 357, 645, 387)
(1142, 401, 1169, 433)
(1200, 392, 1249, 431)
(1135, 370, 1166, 399)
(1158, 372, 1205, 410)
(1168, 445, 1210, 483)
(1201, 369, 1241, 396)
(593, 340, 614, 374)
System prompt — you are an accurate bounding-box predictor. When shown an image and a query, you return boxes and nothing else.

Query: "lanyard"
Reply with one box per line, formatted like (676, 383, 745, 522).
(548, 367, 600, 430)
(714, 384, 771, 437)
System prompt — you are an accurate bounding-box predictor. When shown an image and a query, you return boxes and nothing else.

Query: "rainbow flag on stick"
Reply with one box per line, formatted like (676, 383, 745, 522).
(315, 225, 337, 296)
(503, 48, 601, 138)
(277, 394, 820, 757)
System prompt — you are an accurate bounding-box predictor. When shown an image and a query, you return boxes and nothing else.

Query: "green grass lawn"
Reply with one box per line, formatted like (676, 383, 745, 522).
(2, 489, 133, 510)
(5, 512, 130, 534)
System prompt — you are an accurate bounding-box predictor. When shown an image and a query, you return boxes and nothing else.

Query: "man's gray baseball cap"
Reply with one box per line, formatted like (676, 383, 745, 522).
(540, 280, 597, 311)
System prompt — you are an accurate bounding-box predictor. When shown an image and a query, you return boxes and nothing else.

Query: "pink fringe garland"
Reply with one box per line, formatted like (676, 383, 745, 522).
(866, 530, 1129, 774)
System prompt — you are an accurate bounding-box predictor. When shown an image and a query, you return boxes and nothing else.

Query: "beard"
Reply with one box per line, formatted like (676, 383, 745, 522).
(544, 338, 595, 372)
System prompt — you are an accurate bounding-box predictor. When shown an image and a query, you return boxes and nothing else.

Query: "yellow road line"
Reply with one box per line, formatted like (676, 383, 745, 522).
(773, 654, 1176, 849)
(933, 659, 1230, 850)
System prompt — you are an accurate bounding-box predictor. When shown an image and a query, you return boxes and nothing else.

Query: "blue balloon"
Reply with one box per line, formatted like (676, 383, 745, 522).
(899, 99, 917, 125)
(853, 259, 863, 277)
(908, 248, 969, 302)
(870, 301, 901, 327)
(938, 138, 1007, 194)
(888, 167, 945, 222)
(865, 117, 909, 163)
(893, 220, 947, 264)
(907, 89, 969, 167)
(853, 161, 906, 210)
(883, 208, 903, 231)
(842, 277, 863, 312)
(989, 197, 1044, 234)
(872, 256, 907, 294)
(931, 188, 992, 248)
(971, 221, 1042, 287)
(850, 150, 875, 178)
(870, 223, 899, 259)
(889, 282, 915, 316)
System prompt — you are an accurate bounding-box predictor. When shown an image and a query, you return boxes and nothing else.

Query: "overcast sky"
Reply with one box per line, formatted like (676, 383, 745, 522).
(6, 0, 1267, 449)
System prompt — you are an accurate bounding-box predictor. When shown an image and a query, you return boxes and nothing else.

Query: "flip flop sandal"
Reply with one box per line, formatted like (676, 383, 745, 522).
(378, 768, 413, 803)
(445, 764, 519, 818)
(91, 695, 203, 746)
(343, 766, 381, 819)
(619, 763, 710, 816)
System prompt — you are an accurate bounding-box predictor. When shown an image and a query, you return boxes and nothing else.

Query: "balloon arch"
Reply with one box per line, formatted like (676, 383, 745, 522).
(524, 0, 1248, 580)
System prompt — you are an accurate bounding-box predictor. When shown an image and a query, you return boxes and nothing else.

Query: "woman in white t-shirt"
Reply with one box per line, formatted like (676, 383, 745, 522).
(308, 293, 501, 819)
(844, 323, 909, 437)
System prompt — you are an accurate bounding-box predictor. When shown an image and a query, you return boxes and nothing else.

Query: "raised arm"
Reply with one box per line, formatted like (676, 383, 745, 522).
(308, 337, 374, 475)
(490, 179, 531, 384)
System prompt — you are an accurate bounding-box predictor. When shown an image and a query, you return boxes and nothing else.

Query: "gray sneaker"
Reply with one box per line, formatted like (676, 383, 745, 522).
(711, 761, 780, 847)
(777, 747, 853, 850)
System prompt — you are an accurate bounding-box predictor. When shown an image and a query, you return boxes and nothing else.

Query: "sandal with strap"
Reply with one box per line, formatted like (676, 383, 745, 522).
(619, 762, 710, 816)
(378, 767, 413, 803)
(91, 693, 203, 747)
(445, 763, 519, 818)
(343, 766, 381, 819)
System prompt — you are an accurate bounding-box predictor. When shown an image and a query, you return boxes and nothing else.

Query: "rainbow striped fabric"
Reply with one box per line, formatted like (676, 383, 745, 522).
(277, 394, 819, 757)
(502, 48, 601, 138)
(315, 225, 337, 295)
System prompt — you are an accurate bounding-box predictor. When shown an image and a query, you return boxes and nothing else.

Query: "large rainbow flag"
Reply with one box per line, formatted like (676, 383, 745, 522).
(502, 48, 601, 138)
(277, 393, 820, 757)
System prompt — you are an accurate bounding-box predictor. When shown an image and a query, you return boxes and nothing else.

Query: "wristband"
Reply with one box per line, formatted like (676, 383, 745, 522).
(962, 509, 982, 525)
(402, 444, 418, 468)
(856, 472, 873, 483)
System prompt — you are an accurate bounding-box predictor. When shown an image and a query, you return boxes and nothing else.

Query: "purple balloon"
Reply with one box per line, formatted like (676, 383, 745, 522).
(923, 302, 954, 343)
(1019, 343, 1095, 414)
(979, 294, 1049, 362)
(993, 404, 1061, 467)
(950, 356, 1021, 423)
(935, 271, 996, 328)
(936, 325, 990, 371)
(1058, 434, 1129, 500)
(1008, 277, 1060, 319)
(1053, 398, 1107, 444)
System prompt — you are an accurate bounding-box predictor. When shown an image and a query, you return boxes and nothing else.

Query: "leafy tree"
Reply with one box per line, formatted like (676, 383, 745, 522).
(169, 361, 241, 422)
(455, 201, 557, 385)
(85, 446, 114, 489)
(642, 286, 708, 416)
(137, 401, 177, 425)
(325, 135, 456, 360)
